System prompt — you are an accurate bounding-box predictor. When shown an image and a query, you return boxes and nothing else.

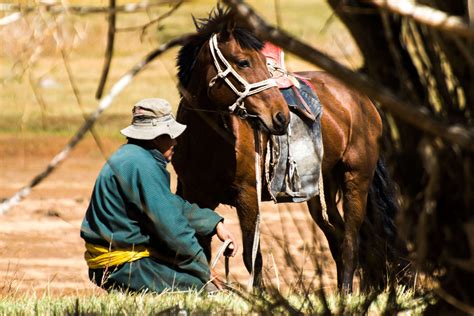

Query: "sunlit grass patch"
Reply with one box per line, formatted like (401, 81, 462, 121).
(0, 290, 251, 315)
(0, 285, 426, 315)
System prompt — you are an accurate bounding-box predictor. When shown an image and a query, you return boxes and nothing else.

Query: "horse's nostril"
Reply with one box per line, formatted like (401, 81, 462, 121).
(274, 112, 287, 125)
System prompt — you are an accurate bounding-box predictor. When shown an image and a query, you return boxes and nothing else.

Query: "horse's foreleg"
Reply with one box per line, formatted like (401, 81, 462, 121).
(341, 170, 371, 293)
(236, 187, 263, 288)
(307, 177, 346, 288)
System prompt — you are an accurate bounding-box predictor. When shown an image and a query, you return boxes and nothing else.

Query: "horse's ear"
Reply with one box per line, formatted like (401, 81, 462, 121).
(218, 20, 236, 42)
(192, 15, 199, 31)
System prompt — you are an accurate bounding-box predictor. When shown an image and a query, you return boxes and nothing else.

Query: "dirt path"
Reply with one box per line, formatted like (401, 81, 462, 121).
(0, 135, 336, 295)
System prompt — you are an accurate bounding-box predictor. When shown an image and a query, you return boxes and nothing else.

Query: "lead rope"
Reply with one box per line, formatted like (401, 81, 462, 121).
(247, 129, 262, 292)
(318, 168, 330, 223)
(210, 239, 233, 284)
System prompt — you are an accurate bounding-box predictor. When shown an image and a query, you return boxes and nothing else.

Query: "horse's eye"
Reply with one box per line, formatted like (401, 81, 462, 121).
(237, 60, 250, 69)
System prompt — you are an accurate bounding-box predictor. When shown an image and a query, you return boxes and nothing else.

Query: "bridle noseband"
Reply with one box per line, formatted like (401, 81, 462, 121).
(208, 33, 277, 119)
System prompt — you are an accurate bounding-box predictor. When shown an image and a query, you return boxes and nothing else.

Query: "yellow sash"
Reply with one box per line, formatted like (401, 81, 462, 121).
(85, 243, 150, 269)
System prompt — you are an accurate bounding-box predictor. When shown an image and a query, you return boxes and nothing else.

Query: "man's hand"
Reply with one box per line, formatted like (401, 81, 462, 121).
(215, 221, 238, 257)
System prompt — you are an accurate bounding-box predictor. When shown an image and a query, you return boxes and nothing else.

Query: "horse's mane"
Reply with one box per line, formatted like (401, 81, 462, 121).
(177, 6, 264, 88)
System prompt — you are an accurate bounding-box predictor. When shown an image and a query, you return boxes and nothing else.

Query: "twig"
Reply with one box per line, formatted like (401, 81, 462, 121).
(116, 0, 183, 39)
(27, 70, 47, 130)
(223, 0, 474, 150)
(0, 11, 21, 25)
(95, 0, 116, 99)
(61, 48, 108, 160)
(0, 34, 193, 215)
(435, 286, 474, 314)
(273, 0, 282, 29)
(380, 11, 417, 100)
(0, 0, 178, 15)
(363, 0, 474, 40)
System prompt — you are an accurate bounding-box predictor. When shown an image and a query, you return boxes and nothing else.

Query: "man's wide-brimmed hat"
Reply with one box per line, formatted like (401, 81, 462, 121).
(120, 98, 186, 140)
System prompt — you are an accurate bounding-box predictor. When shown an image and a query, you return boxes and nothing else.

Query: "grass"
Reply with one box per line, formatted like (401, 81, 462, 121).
(0, 286, 426, 315)
(0, 291, 251, 315)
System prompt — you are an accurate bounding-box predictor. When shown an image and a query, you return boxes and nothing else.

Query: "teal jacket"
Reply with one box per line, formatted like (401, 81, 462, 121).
(80, 143, 223, 291)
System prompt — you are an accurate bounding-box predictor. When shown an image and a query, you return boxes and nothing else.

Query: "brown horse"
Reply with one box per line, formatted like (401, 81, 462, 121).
(172, 9, 399, 292)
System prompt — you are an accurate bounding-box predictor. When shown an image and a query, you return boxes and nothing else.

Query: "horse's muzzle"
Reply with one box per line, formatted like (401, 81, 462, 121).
(271, 111, 289, 135)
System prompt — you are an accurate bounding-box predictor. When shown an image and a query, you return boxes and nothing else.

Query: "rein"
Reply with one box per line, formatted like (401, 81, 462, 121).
(208, 33, 277, 119)
(179, 103, 258, 119)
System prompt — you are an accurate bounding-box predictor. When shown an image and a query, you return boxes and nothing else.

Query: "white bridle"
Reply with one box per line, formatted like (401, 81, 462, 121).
(208, 33, 277, 118)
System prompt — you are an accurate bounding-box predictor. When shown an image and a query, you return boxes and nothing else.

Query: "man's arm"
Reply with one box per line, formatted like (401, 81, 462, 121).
(176, 195, 223, 236)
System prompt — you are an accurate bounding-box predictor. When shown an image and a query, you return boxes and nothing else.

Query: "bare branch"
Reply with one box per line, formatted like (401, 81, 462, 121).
(363, 0, 474, 40)
(0, 34, 193, 215)
(0, 0, 180, 15)
(0, 12, 21, 25)
(27, 70, 47, 129)
(61, 48, 108, 160)
(116, 0, 183, 36)
(95, 0, 116, 99)
(223, 0, 474, 150)
(434, 286, 474, 314)
(470, 0, 474, 26)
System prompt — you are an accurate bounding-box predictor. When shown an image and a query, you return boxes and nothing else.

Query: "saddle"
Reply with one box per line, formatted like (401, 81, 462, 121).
(262, 42, 324, 203)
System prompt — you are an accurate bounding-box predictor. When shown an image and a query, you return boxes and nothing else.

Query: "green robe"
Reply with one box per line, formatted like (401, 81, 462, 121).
(80, 143, 223, 293)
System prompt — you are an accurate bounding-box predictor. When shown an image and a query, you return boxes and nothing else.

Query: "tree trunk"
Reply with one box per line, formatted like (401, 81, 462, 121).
(327, 0, 474, 313)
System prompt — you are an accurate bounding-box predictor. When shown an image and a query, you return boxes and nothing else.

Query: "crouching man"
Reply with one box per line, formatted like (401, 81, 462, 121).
(80, 98, 237, 293)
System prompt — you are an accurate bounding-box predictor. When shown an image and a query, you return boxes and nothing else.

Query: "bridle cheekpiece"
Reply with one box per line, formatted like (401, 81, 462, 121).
(208, 33, 277, 119)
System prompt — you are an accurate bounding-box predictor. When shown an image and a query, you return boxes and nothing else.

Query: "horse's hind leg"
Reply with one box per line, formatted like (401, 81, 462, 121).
(307, 176, 346, 288)
(340, 167, 372, 292)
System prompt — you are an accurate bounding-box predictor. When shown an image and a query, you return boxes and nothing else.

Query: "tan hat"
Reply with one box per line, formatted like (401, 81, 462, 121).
(120, 98, 186, 140)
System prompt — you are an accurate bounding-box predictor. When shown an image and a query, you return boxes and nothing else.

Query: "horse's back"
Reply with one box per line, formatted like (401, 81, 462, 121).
(296, 71, 382, 173)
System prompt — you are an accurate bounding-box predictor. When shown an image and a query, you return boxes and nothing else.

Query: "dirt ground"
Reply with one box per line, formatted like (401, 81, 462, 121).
(0, 134, 336, 296)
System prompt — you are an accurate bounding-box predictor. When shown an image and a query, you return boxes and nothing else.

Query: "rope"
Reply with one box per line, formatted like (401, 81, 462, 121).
(210, 239, 233, 285)
(247, 129, 263, 292)
(318, 168, 332, 228)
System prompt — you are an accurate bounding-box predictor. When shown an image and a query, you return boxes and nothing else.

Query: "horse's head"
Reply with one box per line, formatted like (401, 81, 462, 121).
(204, 28, 290, 135)
(177, 10, 290, 135)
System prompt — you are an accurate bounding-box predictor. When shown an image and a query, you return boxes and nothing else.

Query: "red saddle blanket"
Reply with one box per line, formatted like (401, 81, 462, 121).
(261, 42, 294, 89)
(262, 42, 317, 122)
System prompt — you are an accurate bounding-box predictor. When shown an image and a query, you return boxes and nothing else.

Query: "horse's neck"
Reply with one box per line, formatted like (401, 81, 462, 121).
(180, 98, 233, 142)
(179, 96, 268, 165)
(179, 80, 269, 163)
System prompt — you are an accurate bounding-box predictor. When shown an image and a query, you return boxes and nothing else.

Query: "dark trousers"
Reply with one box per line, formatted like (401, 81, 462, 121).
(89, 257, 205, 293)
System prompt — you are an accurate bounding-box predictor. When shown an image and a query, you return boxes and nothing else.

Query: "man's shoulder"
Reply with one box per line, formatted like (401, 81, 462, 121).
(105, 144, 155, 172)
(113, 144, 152, 160)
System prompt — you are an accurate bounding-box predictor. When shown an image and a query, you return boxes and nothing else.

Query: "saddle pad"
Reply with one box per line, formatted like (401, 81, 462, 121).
(262, 42, 294, 89)
(265, 79, 324, 203)
(280, 78, 317, 122)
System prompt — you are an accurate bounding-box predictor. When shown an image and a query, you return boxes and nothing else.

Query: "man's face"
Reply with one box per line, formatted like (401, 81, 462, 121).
(153, 135, 177, 161)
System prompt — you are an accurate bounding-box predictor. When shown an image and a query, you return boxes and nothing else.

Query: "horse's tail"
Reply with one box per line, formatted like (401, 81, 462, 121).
(358, 159, 409, 290)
